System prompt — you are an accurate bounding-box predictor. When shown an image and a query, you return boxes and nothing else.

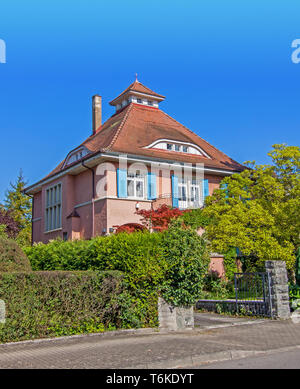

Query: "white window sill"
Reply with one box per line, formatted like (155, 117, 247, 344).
(44, 228, 62, 234)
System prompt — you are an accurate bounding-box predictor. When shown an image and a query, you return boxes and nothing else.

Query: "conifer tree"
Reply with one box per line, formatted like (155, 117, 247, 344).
(4, 170, 32, 246)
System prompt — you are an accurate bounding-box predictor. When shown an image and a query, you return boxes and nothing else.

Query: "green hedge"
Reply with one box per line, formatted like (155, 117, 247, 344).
(0, 236, 32, 272)
(0, 270, 158, 343)
(25, 226, 210, 307)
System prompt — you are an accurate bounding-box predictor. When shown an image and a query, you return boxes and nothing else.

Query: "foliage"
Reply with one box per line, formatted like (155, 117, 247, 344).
(289, 283, 300, 311)
(0, 270, 157, 343)
(136, 204, 186, 231)
(202, 271, 230, 300)
(4, 170, 32, 247)
(203, 144, 300, 272)
(0, 210, 20, 239)
(114, 223, 146, 234)
(25, 232, 166, 323)
(25, 225, 210, 309)
(296, 247, 300, 285)
(179, 208, 211, 229)
(223, 247, 239, 280)
(159, 220, 210, 306)
(0, 236, 32, 273)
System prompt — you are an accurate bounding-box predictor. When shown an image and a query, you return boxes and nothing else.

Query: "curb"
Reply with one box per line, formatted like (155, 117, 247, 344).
(0, 327, 158, 348)
(124, 345, 300, 369)
(0, 317, 268, 347)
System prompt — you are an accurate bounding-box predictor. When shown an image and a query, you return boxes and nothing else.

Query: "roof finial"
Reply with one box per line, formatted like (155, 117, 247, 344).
(135, 73, 138, 82)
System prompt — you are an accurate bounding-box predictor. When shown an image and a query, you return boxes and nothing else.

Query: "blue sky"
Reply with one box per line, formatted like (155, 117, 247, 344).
(0, 1, 299, 200)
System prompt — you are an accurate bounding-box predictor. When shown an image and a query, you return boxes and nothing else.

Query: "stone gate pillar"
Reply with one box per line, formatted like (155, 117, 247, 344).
(265, 261, 290, 319)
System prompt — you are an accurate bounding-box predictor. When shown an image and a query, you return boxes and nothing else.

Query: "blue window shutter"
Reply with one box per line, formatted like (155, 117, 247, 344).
(172, 175, 179, 208)
(223, 183, 229, 198)
(202, 179, 209, 202)
(117, 169, 127, 198)
(147, 173, 157, 200)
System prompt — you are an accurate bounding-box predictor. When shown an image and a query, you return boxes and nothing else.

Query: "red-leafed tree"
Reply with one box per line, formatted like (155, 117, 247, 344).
(0, 208, 20, 239)
(114, 223, 146, 234)
(136, 204, 186, 231)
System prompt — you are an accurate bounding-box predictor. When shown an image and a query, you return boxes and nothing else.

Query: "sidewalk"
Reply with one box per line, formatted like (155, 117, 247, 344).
(0, 313, 300, 369)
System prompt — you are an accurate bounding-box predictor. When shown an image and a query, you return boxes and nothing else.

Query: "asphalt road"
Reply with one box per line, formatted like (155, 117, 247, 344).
(197, 348, 300, 369)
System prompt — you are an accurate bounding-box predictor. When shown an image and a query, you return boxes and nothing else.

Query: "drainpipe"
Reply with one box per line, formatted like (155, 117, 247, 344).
(82, 161, 95, 238)
(25, 193, 34, 246)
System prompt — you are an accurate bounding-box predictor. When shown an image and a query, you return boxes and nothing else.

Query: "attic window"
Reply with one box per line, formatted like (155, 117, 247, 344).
(65, 148, 89, 166)
(145, 139, 210, 158)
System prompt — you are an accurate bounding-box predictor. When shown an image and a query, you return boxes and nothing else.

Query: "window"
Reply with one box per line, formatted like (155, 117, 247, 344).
(127, 171, 145, 199)
(147, 100, 153, 106)
(178, 178, 202, 209)
(137, 98, 142, 104)
(167, 143, 173, 151)
(182, 146, 188, 153)
(175, 144, 181, 152)
(45, 183, 62, 232)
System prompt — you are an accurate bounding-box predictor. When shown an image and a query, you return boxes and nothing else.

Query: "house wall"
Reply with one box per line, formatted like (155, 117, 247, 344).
(32, 162, 226, 244)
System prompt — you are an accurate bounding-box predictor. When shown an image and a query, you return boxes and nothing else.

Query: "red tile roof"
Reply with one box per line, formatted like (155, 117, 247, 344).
(44, 102, 244, 181)
(109, 80, 165, 105)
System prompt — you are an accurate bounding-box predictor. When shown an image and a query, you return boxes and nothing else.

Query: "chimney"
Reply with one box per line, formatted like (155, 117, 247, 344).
(92, 95, 102, 134)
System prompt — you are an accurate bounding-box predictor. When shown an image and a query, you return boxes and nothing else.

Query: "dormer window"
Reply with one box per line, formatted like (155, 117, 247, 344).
(144, 139, 211, 158)
(64, 147, 90, 167)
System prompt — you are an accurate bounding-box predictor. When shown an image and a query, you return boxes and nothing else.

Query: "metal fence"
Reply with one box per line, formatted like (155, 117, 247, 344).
(234, 272, 273, 317)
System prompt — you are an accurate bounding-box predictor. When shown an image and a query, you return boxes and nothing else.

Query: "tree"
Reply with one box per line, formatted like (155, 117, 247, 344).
(0, 208, 20, 239)
(136, 204, 186, 231)
(202, 144, 300, 273)
(4, 170, 32, 246)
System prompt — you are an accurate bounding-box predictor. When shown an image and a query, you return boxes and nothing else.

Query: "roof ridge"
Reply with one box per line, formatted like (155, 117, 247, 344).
(160, 109, 239, 163)
(102, 103, 134, 151)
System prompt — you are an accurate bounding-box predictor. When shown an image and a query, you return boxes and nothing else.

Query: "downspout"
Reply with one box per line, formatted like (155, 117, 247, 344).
(81, 161, 95, 238)
(25, 193, 34, 246)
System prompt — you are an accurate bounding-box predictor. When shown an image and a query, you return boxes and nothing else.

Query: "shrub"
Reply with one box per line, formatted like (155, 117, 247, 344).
(0, 209, 20, 239)
(180, 208, 211, 229)
(159, 220, 210, 306)
(0, 270, 157, 343)
(0, 236, 31, 272)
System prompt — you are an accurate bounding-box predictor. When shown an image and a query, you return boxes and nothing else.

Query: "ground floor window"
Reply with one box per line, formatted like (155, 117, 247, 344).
(45, 183, 62, 232)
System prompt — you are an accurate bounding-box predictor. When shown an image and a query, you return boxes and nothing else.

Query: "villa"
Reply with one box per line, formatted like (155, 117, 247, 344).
(25, 78, 244, 274)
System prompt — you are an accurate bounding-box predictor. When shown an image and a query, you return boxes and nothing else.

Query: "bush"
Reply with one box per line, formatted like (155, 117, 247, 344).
(203, 271, 230, 300)
(0, 236, 31, 272)
(180, 208, 211, 229)
(0, 270, 157, 343)
(160, 220, 210, 306)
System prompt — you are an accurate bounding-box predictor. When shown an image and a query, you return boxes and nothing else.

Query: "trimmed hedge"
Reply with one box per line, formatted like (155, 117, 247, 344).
(0, 270, 158, 343)
(25, 227, 210, 307)
(0, 236, 31, 272)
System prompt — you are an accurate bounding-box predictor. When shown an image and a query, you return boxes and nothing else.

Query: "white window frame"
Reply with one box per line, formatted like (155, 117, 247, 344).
(45, 183, 62, 232)
(178, 178, 203, 210)
(127, 171, 146, 200)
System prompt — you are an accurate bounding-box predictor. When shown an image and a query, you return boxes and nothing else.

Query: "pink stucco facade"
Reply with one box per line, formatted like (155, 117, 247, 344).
(32, 162, 223, 245)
